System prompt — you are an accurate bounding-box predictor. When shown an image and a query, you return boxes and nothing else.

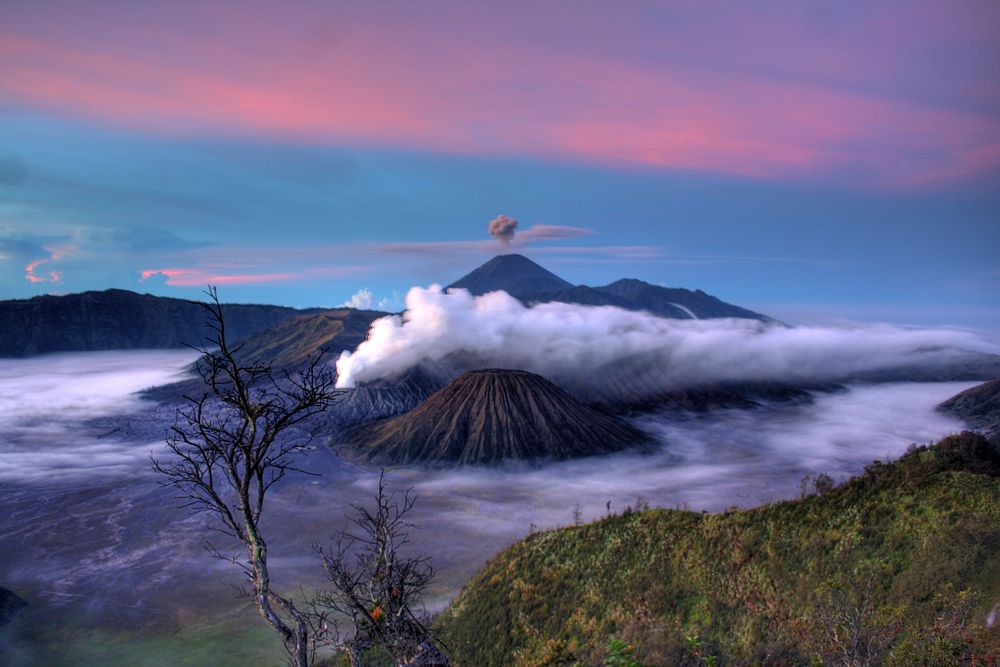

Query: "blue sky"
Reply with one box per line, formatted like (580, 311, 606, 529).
(1, 1, 998, 332)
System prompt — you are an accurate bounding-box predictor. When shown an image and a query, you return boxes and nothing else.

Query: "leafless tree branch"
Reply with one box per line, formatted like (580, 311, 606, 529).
(151, 285, 344, 667)
(314, 471, 449, 666)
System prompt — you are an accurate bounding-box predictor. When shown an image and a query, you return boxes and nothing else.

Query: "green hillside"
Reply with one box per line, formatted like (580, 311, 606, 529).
(438, 432, 1000, 666)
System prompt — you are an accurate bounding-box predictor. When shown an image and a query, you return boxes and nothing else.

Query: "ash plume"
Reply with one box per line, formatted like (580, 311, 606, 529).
(487, 214, 518, 244)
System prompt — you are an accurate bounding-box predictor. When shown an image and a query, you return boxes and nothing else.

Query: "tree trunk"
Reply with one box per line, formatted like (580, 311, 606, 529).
(248, 523, 309, 667)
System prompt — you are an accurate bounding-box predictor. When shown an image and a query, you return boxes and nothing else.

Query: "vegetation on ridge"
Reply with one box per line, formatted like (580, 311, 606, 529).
(233, 308, 384, 369)
(437, 432, 1000, 666)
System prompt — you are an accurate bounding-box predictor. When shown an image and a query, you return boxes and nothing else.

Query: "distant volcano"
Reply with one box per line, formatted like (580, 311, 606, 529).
(339, 369, 650, 465)
(446, 253, 573, 298)
(446, 253, 773, 321)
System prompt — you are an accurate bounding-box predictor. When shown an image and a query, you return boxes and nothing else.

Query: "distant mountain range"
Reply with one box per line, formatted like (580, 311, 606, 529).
(0, 254, 770, 358)
(447, 253, 773, 321)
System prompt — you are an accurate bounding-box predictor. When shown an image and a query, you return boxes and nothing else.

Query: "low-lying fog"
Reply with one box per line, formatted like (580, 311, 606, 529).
(0, 350, 982, 666)
(0, 350, 200, 483)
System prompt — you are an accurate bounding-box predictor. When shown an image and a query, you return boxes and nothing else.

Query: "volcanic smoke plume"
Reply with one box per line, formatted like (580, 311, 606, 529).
(334, 286, 998, 398)
(488, 214, 518, 244)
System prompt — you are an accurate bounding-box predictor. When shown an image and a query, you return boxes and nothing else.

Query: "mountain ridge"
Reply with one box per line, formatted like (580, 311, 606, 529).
(446, 253, 773, 321)
(0, 289, 329, 358)
(939, 379, 1000, 444)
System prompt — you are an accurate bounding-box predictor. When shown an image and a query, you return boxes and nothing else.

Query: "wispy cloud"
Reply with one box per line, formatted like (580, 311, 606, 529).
(83, 226, 212, 253)
(660, 253, 852, 269)
(523, 247, 849, 267)
(1, 3, 997, 187)
(376, 224, 592, 256)
(140, 268, 298, 286)
(526, 245, 665, 260)
(516, 225, 591, 243)
(139, 261, 368, 287)
(376, 240, 497, 255)
(24, 243, 75, 284)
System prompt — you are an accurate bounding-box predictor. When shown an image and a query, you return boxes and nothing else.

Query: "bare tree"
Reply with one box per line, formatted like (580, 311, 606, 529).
(152, 286, 341, 667)
(315, 472, 448, 667)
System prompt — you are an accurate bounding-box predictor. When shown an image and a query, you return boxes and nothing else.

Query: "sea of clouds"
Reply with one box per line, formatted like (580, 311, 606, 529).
(0, 340, 982, 655)
(0, 349, 200, 483)
(403, 381, 977, 526)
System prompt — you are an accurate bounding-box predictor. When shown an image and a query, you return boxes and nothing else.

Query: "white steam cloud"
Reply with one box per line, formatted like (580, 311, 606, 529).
(341, 288, 401, 312)
(336, 286, 997, 391)
(488, 214, 518, 244)
(342, 287, 376, 309)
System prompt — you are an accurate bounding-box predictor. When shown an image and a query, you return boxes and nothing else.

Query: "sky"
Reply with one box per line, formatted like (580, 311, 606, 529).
(1, 0, 998, 331)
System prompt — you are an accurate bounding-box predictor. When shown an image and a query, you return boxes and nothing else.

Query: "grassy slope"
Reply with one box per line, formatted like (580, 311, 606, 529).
(438, 432, 1000, 666)
(235, 309, 384, 369)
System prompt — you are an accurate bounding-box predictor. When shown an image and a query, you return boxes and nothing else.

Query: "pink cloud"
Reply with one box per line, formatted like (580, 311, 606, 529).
(24, 261, 60, 284)
(24, 244, 73, 284)
(139, 258, 371, 287)
(140, 268, 298, 286)
(1, 3, 998, 187)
